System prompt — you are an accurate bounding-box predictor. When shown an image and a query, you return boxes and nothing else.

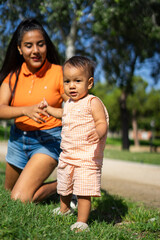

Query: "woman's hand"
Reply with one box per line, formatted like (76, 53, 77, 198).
(23, 104, 49, 124)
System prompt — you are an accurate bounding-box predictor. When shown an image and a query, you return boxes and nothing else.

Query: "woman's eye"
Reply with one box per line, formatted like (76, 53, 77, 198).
(38, 43, 44, 47)
(25, 44, 32, 48)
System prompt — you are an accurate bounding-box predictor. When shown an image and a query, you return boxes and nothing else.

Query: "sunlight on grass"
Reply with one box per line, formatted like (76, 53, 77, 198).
(104, 149, 160, 165)
(0, 139, 160, 239)
(0, 184, 159, 239)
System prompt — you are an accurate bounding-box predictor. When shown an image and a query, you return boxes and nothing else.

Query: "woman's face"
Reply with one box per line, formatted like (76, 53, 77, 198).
(18, 30, 47, 73)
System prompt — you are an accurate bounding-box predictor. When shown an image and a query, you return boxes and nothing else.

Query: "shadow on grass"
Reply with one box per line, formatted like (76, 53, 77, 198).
(42, 188, 128, 225)
(89, 189, 128, 225)
(0, 163, 128, 225)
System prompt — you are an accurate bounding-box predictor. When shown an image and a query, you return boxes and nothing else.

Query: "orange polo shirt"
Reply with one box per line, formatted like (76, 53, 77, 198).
(4, 60, 64, 131)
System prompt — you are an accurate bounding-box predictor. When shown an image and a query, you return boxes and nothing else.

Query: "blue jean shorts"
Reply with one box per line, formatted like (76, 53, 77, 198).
(6, 124, 62, 170)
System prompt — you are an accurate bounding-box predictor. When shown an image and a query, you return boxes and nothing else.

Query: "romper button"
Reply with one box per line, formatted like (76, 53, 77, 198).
(23, 131, 27, 135)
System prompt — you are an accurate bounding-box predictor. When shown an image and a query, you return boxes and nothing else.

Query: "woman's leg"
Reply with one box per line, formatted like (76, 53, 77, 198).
(11, 153, 58, 202)
(77, 196, 91, 223)
(33, 180, 57, 203)
(5, 163, 22, 190)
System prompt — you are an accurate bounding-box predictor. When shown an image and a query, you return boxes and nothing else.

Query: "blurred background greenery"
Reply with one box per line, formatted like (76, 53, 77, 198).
(0, 0, 160, 151)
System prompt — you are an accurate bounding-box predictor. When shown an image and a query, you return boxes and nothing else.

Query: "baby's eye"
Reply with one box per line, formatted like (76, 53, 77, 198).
(64, 80, 70, 84)
(76, 80, 81, 83)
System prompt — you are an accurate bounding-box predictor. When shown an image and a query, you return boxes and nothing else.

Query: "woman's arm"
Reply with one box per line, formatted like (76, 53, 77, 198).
(0, 82, 48, 123)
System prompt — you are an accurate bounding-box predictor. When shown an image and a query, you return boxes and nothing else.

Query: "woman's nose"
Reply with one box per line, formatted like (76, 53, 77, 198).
(33, 45, 39, 53)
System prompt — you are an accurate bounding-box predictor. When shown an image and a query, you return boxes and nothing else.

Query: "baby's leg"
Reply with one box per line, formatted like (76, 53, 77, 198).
(60, 194, 72, 213)
(77, 196, 91, 223)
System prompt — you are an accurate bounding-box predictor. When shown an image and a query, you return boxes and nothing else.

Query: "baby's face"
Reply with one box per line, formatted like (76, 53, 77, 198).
(63, 64, 93, 101)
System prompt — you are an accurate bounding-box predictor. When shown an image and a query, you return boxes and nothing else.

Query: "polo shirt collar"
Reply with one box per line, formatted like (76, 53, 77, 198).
(22, 59, 51, 77)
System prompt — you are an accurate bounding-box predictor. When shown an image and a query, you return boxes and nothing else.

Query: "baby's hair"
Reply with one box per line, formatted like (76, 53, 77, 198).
(63, 56, 96, 78)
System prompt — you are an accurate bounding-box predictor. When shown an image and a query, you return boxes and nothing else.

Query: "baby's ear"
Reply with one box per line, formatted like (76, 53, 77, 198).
(88, 77, 94, 89)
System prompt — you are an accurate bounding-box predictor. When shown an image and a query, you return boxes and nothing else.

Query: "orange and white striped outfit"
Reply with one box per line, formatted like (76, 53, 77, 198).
(57, 94, 109, 197)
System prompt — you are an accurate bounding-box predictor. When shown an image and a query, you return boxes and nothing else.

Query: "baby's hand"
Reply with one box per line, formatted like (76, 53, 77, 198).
(38, 98, 48, 109)
(38, 98, 50, 117)
(87, 130, 100, 144)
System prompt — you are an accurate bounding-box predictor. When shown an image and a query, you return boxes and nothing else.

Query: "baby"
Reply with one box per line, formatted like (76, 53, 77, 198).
(40, 56, 109, 232)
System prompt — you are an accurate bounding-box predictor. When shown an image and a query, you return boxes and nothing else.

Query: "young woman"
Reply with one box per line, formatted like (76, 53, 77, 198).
(0, 18, 68, 203)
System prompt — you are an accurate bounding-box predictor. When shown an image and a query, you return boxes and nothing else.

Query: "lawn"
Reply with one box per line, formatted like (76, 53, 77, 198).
(0, 162, 159, 240)
(104, 148, 160, 165)
(104, 137, 160, 165)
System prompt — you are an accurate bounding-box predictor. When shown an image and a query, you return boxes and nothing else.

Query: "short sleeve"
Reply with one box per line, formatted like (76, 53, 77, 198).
(3, 73, 16, 90)
(58, 67, 64, 95)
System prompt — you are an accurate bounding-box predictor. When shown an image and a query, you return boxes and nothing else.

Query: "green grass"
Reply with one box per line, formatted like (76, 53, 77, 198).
(0, 163, 160, 240)
(0, 126, 10, 140)
(107, 137, 160, 147)
(104, 149, 160, 165)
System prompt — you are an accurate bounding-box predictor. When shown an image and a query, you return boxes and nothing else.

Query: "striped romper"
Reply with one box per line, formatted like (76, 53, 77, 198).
(57, 94, 109, 197)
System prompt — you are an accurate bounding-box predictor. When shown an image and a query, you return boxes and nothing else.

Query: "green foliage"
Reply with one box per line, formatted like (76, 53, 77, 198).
(40, 0, 95, 59)
(145, 89, 160, 131)
(127, 76, 148, 114)
(0, 0, 160, 149)
(91, 82, 122, 131)
(92, 79, 160, 134)
(104, 148, 160, 165)
(0, 125, 10, 140)
(92, 0, 160, 148)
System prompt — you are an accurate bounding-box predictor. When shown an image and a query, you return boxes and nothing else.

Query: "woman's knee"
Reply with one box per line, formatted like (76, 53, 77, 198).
(11, 189, 32, 202)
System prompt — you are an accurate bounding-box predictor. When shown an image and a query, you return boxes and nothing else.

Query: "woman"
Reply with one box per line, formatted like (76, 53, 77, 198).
(0, 18, 68, 202)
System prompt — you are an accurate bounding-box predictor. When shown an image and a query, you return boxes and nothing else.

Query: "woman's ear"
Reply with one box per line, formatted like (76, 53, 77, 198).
(88, 77, 94, 89)
(17, 46, 22, 55)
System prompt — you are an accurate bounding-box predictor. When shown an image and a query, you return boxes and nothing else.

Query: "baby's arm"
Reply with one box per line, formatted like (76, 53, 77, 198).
(46, 105, 63, 119)
(88, 98, 107, 143)
(38, 98, 63, 119)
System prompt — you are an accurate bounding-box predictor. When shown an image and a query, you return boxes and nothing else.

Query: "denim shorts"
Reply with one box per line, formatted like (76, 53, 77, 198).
(6, 124, 62, 169)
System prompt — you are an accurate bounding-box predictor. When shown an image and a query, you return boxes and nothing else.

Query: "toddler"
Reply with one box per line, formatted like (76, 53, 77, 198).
(41, 56, 109, 232)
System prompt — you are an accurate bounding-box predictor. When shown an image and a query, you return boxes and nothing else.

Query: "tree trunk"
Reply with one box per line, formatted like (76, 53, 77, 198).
(65, 17, 77, 59)
(132, 109, 139, 146)
(120, 91, 130, 150)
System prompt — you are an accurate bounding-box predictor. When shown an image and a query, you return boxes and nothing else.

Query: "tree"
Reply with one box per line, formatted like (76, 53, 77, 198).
(127, 76, 148, 146)
(145, 89, 160, 132)
(91, 82, 121, 132)
(40, 0, 94, 59)
(92, 0, 160, 149)
(0, 0, 160, 149)
(0, 0, 95, 64)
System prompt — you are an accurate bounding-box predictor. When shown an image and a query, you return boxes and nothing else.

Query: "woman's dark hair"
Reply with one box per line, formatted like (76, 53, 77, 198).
(63, 56, 96, 78)
(0, 18, 60, 101)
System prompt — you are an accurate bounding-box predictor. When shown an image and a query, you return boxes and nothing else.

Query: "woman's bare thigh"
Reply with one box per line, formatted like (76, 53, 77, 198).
(5, 163, 22, 190)
(11, 153, 58, 202)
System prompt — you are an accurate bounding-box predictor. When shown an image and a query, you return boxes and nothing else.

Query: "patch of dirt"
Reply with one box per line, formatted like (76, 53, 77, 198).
(101, 176, 160, 209)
